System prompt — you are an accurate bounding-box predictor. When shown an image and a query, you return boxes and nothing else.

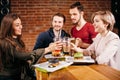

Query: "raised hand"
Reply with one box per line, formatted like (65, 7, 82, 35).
(70, 42, 83, 52)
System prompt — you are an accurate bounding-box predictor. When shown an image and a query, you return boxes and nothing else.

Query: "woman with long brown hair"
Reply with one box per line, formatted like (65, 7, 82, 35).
(0, 13, 62, 80)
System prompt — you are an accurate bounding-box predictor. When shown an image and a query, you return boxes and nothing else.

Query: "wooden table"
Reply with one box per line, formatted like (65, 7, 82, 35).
(35, 64, 120, 80)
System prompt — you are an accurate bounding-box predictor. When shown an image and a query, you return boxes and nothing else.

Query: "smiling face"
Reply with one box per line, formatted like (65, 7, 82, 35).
(52, 16, 64, 31)
(93, 15, 108, 34)
(69, 7, 82, 25)
(12, 18, 22, 38)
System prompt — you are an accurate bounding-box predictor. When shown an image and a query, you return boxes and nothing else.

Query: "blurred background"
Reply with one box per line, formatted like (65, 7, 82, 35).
(0, 0, 120, 50)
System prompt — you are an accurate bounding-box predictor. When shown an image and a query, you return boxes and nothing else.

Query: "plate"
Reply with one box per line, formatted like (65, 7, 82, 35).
(33, 61, 73, 72)
(45, 54, 95, 64)
(74, 56, 95, 64)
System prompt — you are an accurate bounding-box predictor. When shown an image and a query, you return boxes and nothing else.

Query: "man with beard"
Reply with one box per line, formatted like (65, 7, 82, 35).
(33, 13, 70, 51)
(69, 2, 97, 49)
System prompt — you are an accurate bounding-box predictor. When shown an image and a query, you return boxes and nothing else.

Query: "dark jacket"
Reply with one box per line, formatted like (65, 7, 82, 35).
(0, 38, 45, 80)
(33, 28, 70, 50)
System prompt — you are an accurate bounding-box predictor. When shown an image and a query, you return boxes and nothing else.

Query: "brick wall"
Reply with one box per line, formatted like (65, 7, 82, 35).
(11, 0, 111, 50)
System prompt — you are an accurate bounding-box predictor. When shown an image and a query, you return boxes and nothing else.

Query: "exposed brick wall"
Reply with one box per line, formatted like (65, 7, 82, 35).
(10, 0, 111, 50)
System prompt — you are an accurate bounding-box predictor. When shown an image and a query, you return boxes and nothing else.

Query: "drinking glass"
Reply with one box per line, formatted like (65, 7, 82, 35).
(62, 37, 71, 56)
(52, 37, 62, 57)
(69, 37, 76, 56)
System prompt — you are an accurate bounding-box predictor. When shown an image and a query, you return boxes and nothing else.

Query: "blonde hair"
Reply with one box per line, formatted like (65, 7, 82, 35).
(91, 10, 115, 31)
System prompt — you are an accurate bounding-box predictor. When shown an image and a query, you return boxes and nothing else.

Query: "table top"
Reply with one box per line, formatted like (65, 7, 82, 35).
(35, 64, 120, 80)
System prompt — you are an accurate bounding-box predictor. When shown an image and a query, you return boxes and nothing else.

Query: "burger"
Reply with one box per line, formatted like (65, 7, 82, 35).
(74, 52, 83, 60)
(52, 50, 61, 57)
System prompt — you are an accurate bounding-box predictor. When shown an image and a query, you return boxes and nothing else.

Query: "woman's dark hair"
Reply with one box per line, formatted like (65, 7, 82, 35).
(0, 13, 20, 38)
(52, 13, 66, 23)
(0, 13, 25, 48)
(70, 1, 84, 12)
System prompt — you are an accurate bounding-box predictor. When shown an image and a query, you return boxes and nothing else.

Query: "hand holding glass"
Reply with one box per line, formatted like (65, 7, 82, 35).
(52, 37, 62, 57)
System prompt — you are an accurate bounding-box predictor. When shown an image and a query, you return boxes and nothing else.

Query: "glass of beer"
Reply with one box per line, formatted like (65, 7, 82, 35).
(62, 37, 71, 56)
(52, 37, 62, 57)
(69, 37, 76, 56)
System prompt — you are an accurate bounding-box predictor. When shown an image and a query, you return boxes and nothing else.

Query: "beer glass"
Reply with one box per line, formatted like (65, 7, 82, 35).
(52, 37, 62, 57)
(62, 37, 71, 56)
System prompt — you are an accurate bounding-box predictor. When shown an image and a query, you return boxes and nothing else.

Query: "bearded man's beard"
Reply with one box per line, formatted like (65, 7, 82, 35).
(72, 17, 81, 25)
(72, 22, 78, 25)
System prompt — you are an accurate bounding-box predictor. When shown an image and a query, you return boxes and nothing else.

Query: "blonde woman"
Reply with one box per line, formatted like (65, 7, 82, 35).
(71, 10, 120, 70)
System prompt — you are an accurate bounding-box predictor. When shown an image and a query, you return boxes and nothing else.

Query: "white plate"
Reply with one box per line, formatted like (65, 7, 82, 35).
(74, 56, 95, 63)
(33, 61, 73, 72)
(45, 54, 95, 64)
